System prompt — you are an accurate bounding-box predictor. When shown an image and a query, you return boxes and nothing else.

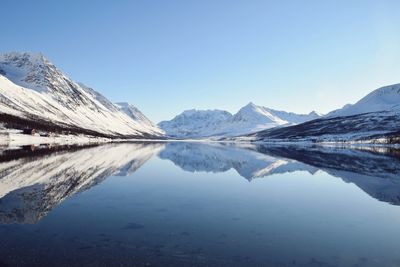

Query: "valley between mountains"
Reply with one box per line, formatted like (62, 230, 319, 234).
(0, 52, 399, 147)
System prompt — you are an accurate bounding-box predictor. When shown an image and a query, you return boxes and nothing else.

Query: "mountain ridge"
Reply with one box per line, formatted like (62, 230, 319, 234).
(1, 51, 398, 143)
(242, 83, 400, 144)
(327, 83, 400, 118)
(0, 52, 163, 139)
(159, 102, 321, 138)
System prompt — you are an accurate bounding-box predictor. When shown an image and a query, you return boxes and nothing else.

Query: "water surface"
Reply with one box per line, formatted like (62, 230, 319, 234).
(0, 142, 400, 267)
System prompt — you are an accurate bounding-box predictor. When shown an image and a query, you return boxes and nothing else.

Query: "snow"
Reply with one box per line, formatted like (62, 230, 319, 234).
(265, 108, 322, 124)
(0, 52, 163, 138)
(242, 83, 400, 144)
(1, 52, 397, 145)
(0, 52, 49, 93)
(327, 83, 400, 118)
(159, 102, 321, 138)
(0, 130, 111, 147)
(115, 102, 160, 131)
(158, 109, 233, 138)
(233, 102, 287, 125)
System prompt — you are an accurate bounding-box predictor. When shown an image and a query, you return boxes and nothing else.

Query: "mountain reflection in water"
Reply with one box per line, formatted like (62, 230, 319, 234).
(0, 143, 164, 224)
(0, 142, 399, 224)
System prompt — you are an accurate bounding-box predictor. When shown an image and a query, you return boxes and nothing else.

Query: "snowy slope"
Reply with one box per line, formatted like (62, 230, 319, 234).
(0, 52, 163, 138)
(115, 102, 160, 131)
(158, 109, 233, 138)
(327, 83, 400, 117)
(219, 103, 321, 136)
(225, 102, 288, 133)
(246, 83, 400, 143)
(247, 110, 400, 143)
(266, 108, 322, 124)
(159, 102, 321, 138)
(233, 103, 321, 125)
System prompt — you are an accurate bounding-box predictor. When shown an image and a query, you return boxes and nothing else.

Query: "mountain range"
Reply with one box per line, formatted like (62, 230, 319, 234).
(158, 103, 322, 138)
(244, 84, 400, 144)
(0, 51, 399, 144)
(159, 82, 400, 143)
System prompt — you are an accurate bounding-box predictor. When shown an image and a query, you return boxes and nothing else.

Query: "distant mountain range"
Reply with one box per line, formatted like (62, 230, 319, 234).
(244, 84, 400, 143)
(160, 83, 400, 143)
(159, 102, 321, 138)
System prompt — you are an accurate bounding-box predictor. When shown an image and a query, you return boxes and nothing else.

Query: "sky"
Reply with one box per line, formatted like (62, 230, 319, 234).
(1, 0, 400, 122)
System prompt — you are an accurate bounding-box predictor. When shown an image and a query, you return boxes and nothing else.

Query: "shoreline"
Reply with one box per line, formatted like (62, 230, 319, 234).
(1, 131, 399, 150)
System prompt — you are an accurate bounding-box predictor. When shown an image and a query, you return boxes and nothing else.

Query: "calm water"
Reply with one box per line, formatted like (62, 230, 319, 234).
(0, 142, 400, 267)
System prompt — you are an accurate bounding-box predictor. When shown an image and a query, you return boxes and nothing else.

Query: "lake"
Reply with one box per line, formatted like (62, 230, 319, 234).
(0, 142, 400, 267)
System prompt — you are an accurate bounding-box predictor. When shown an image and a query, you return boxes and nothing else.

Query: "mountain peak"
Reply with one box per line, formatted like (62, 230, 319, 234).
(158, 109, 233, 138)
(0, 51, 62, 93)
(159, 103, 323, 138)
(241, 102, 259, 111)
(0, 52, 49, 68)
(234, 103, 285, 123)
(308, 111, 322, 117)
(245, 102, 257, 107)
(0, 51, 163, 138)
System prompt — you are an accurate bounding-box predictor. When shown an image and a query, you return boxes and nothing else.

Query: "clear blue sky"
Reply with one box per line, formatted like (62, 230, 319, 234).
(1, 0, 400, 122)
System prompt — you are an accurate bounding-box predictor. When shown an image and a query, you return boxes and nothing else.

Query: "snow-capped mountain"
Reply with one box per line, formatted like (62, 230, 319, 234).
(224, 102, 321, 135)
(232, 102, 321, 125)
(245, 111, 400, 143)
(229, 102, 287, 127)
(0, 52, 163, 138)
(158, 102, 321, 138)
(327, 83, 400, 117)
(266, 108, 322, 124)
(245, 83, 400, 144)
(158, 109, 233, 138)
